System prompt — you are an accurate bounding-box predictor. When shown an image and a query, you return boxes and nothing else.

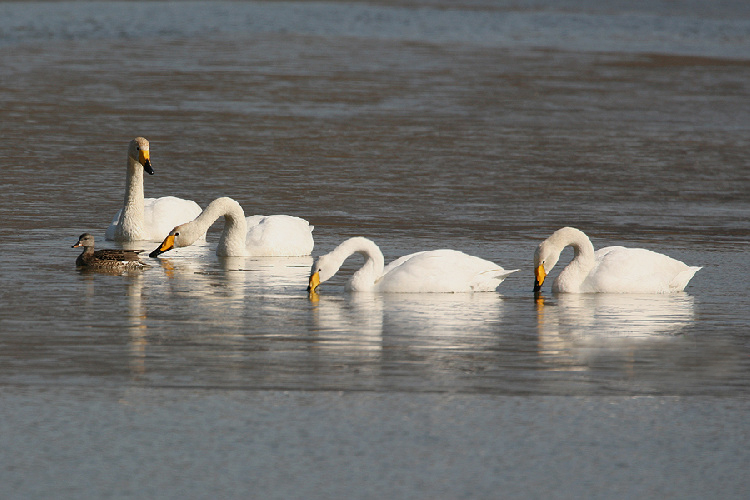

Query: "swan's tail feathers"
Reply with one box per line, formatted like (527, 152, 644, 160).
(670, 266, 702, 291)
(485, 268, 519, 281)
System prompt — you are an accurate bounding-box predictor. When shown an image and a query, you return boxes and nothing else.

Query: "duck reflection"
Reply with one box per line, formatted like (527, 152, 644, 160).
(536, 293, 696, 371)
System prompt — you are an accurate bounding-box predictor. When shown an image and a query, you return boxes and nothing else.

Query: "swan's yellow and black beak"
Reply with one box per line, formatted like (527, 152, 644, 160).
(140, 149, 154, 175)
(307, 271, 320, 293)
(534, 264, 546, 292)
(149, 234, 175, 258)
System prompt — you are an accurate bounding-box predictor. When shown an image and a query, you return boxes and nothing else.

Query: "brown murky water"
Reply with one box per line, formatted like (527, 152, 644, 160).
(1, 1, 749, 498)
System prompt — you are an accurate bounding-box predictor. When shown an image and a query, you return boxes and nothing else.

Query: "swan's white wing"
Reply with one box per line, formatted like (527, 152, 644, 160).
(586, 246, 699, 293)
(106, 196, 203, 242)
(143, 196, 204, 241)
(244, 215, 314, 256)
(378, 249, 515, 293)
(105, 209, 123, 240)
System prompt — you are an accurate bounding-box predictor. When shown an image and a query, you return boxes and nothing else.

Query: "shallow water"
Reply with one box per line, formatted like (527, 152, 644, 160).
(1, 0, 749, 497)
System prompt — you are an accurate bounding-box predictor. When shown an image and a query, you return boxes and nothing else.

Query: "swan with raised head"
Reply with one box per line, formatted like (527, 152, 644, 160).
(307, 237, 517, 293)
(105, 137, 204, 242)
(533, 227, 701, 294)
(149, 197, 314, 257)
(73, 233, 147, 270)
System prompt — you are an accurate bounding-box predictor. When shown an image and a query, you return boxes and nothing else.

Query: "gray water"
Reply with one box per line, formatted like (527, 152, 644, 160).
(1, 1, 749, 498)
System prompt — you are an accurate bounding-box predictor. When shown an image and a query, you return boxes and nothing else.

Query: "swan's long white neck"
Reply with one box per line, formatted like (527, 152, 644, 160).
(178, 197, 247, 256)
(326, 237, 385, 291)
(117, 155, 147, 240)
(546, 227, 596, 288)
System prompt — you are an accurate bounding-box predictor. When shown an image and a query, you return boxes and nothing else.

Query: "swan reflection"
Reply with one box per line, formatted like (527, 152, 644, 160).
(310, 294, 384, 352)
(536, 293, 696, 370)
(126, 272, 147, 377)
(310, 292, 505, 352)
(220, 256, 312, 294)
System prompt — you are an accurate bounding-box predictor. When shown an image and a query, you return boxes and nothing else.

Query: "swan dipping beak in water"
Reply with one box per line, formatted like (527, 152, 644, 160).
(533, 264, 546, 293)
(533, 227, 701, 294)
(308, 236, 516, 293)
(150, 233, 176, 257)
(307, 270, 321, 292)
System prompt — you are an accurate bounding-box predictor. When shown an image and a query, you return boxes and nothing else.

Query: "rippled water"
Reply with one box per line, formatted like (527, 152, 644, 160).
(1, 1, 749, 497)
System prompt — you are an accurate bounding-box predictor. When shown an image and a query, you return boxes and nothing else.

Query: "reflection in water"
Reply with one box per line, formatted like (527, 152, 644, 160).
(123, 255, 315, 381)
(310, 292, 505, 351)
(310, 294, 384, 352)
(127, 272, 146, 377)
(536, 293, 696, 371)
(382, 293, 505, 350)
(220, 256, 313, 294)
(308, 292, 507, 390)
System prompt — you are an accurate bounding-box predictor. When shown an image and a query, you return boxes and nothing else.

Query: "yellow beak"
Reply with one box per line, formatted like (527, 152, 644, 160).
(149, 234, 175, 258)
(307, 271, 320, 292)
(139, 149, 150, 165)
(534, 264, 546, 292)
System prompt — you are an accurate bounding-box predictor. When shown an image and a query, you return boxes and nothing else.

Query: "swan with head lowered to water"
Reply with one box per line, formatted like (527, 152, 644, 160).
(533, 227, 701, 294)
(307, 237, 517, 293)
(149, 196, 314, 257)
(105, 137, 204, 242)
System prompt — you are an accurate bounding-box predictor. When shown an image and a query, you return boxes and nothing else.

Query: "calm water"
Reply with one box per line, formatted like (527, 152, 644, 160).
(1, 1, 749, 497)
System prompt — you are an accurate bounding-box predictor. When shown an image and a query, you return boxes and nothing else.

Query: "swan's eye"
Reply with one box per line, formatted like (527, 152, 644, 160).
(174, 232, 180, 236)
(136, 146, 140, 151)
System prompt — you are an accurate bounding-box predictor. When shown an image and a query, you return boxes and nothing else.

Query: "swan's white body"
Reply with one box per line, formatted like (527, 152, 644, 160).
(105, 137, 204, 242)
(534, 227, 701, 294)
(150, 197, 314, 257)
(309, 237, 517, 293)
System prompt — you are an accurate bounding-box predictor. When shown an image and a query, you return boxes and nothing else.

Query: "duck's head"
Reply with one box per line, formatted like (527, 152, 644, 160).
(533, 241, 560, 292)
(149, 225, 184, 258)
(307, 255, 336, 292)
(128, 137, 153, 175)
(72, 233, 95, 249)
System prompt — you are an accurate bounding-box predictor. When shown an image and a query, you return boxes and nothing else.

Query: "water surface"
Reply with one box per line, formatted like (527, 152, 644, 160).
(1, 1, 749, 497)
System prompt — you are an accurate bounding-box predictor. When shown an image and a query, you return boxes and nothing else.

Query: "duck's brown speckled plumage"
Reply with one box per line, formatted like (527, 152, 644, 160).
(73, 233, 147, 270)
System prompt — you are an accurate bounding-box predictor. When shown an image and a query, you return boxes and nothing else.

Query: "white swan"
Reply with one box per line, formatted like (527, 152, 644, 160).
(533, 227, 701, 294)
(105, 137, 204, 242)
(149, 197, 314, 257)
(308, 237, 517, 293)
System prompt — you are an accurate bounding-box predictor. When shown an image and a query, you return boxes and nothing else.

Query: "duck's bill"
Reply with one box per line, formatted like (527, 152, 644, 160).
(533, 264, 546, 292)
(307, 271, 320, 292)
(149, 234, 175, 258)
(72, 242, 82, 248)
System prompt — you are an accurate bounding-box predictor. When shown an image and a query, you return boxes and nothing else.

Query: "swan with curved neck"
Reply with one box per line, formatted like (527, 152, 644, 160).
(149, 197, 314, 257)
(105, 137, 203, 242)
(533, 227, 701, 294)
(308, 237, 517, 293)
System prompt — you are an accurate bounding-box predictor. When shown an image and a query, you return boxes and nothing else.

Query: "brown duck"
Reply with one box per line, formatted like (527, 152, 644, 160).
(72, 233, 147, 270)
